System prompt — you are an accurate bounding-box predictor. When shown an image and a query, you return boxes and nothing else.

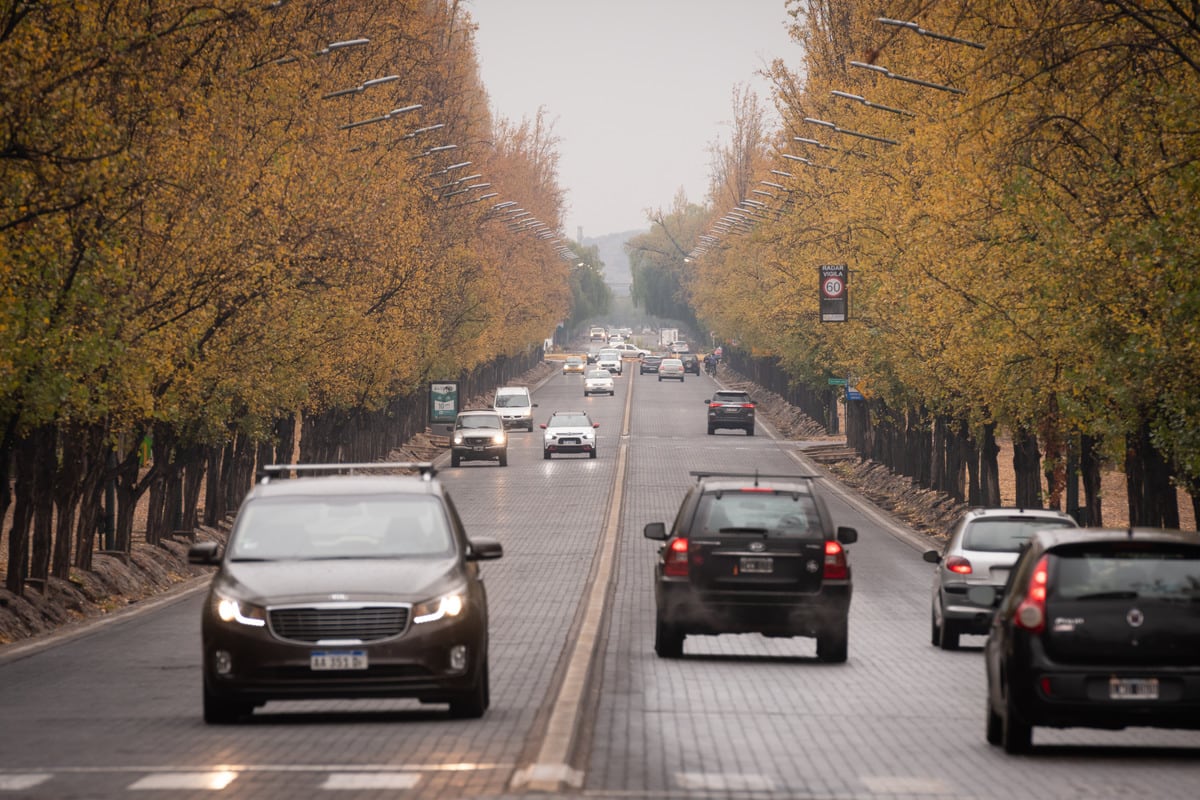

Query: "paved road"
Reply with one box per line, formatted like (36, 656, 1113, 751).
(1, 360, 1198, 799)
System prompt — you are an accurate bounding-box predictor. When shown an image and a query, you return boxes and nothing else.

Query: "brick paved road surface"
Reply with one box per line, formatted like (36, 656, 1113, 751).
(1, 361, 1198, 799)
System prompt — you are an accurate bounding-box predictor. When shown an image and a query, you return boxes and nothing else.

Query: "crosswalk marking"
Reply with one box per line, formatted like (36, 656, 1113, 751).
(0, 775, 51, 791)
(322, 773, 421, 790)
(128, 772, 238, 790)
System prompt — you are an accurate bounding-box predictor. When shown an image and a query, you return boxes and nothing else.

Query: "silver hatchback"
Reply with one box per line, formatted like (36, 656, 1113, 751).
(923, 507, 1077, 649)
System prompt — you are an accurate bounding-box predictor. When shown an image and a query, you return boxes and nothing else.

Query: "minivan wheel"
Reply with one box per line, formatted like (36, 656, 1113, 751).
(203, 684, 251, 725)
(448, 657, 489, 719)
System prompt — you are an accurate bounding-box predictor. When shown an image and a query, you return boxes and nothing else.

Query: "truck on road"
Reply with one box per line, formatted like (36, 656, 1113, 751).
(658, 328, 679, 348)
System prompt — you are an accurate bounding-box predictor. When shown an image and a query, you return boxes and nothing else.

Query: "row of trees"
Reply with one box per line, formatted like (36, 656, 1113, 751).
(648, 1, 1200, 526)
(1, 0, 579, 594)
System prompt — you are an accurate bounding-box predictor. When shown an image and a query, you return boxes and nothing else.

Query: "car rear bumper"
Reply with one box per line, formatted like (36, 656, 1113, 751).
(1006, 643, 1200, 731)
(657, 580, 851, 636)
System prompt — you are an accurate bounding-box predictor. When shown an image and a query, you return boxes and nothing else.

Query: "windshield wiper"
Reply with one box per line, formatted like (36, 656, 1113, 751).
(1072, 590, 1139, 601)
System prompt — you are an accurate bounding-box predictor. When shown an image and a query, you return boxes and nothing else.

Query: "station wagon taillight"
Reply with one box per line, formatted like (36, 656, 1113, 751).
(1015, 554, 1050, 633)
(823, 540, 849, 580)
(665, 537, 690, 577)
(945, 555, 972, 575)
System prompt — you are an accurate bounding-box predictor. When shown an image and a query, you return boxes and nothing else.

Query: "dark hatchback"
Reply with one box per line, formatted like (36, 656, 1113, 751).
(680, 353, 701, 375)
(644, 471, 858, 661)
(640, 353, 664, 374)
(980, 527, 1200, 753)
(188, 463, 502, 723)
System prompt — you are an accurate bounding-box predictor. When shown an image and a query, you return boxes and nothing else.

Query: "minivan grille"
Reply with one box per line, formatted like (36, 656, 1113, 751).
(269, 605, 409, 643)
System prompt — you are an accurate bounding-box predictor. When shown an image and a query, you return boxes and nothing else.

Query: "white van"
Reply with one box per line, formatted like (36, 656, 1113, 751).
(493, 386, 538, 431)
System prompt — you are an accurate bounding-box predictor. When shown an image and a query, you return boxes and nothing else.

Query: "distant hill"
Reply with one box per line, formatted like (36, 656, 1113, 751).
(584, 229, 646, 296)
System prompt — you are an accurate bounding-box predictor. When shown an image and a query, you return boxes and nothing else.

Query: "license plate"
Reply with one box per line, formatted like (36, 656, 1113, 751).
(472, 445, 487, 450)
(311, 650, 367, 671)
(560, 438, 579, 445)
(1109, 677, 1159, 700)
(739, 557, 773, 574)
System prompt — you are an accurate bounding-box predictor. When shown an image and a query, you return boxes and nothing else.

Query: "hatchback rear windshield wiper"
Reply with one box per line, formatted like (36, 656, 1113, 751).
(1071, 590, 1139, 601)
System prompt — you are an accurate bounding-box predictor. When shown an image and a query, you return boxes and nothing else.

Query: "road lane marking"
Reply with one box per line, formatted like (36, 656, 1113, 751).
(511, 363, 635, 793)
(129, 771, 237, 790)
(322, 773, 421, 790)
(0, 775, 51, 791)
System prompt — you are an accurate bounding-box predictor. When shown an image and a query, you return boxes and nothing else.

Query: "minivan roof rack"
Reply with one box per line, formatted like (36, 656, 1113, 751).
(258, 462, 436, 483)
(690, 470, 819, 486)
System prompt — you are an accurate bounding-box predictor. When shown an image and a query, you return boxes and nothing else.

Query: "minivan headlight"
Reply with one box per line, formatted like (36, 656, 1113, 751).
(413, 592, 466, 624)
(214, 593, 266, 627)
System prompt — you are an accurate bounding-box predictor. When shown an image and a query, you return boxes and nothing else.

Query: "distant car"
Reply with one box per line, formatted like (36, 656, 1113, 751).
(611, 342, 650, 358)
(583, 368, 615, 396)
(541, 410, 599, 459)
(644, 470, 858, 660)
(451, 410, 508, 468)
(670, 341, 690, 354)
(188, 462, 503, 723)
(979, 527, 1200, 753)
(680, 353, 700, 375)
(493, 386, 537, 431)
(596, 349, 623, 375)
(922, 507, 1077, 649)
(640, 354, 664, 374)
(562, 356, 585, 375)
(705, 390, 755, 435)
(658, 358, 685, 382)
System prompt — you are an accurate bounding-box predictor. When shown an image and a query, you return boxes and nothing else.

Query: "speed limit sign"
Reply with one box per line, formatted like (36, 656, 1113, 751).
(819, 264, 848, 322)
(822, 276, 845, 298)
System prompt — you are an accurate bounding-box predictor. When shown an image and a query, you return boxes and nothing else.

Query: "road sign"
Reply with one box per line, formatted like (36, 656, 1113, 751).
(819, 264, 848, 322)
(827, 378, 848, 385)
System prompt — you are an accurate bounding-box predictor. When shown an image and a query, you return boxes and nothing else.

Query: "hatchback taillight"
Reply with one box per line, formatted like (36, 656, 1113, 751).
(823, 540, 849, 579)
(1015, 554, 1050, 633)
(664, 537, 690, 577)
(945, 555, 972, 575)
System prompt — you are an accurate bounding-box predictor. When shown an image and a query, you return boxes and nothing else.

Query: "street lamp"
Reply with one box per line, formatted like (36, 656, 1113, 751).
(876, 17, 984, 49)
(831, 90, 915, 117)
(322, 74, 400, 99)
(804, 116, 899, 146)
(412, 143, 458, 159)
(849, 61, 965, 95)
(338, 103, 422, 131)
(781, 153, 839, 171)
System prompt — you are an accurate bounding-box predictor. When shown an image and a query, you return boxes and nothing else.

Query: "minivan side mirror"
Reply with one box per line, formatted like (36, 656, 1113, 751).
(644, 522, 667, 541)
(188, 541, 221, 565)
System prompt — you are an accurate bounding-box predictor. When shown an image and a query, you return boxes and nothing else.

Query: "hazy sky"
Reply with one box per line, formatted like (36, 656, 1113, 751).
(465, 1, 799, 240)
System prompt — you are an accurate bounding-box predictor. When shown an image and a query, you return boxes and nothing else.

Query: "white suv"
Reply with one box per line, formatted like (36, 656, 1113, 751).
(596, 349, 622, 375)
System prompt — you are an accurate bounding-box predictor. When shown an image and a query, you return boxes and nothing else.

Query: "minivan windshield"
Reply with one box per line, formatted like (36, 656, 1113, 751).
(229, 495, 453, 561)
(494, 394, 529, 408)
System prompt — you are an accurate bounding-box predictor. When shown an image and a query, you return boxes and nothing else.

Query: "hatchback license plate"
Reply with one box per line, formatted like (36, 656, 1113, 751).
(1109, 677, 1158, 700)
(740, 557, 773, 574)
(311, 650, 367, 671)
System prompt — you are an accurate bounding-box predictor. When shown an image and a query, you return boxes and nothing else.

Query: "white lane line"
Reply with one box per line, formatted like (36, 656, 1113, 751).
(0, 774, 52, 791)
(129, 771, 237, 790)
(861, 775, 956, 794)
(322, 773, 421, 790)
(676, 772, 777, 791)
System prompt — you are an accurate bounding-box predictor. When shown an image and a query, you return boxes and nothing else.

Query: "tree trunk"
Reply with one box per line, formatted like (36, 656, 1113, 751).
(52, 426, 87, 579)
(1012, 426, 1043, 509)
(962, 421, 981, 506)
(1125, 417, 1179, 528)
(5, 435, 36, 594)
(979, 423, 1001, 506)
(1080, 433, 1103, 526)
(29, 426, 57, 584)
(931, 416, 947, 494)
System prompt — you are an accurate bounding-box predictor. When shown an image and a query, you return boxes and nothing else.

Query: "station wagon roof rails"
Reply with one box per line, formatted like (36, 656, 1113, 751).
(689, 470, 820, 486)
(257, 462, 436, 483)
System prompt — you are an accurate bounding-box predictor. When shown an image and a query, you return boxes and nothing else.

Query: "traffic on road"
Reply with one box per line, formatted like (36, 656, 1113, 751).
(2, 347, 1198, 799)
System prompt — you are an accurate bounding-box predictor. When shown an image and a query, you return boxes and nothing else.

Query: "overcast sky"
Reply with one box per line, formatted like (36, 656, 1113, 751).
(465, 1, 798, 240)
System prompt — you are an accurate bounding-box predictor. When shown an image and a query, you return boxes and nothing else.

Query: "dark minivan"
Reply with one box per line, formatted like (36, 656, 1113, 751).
(980, 527, 1200, 753)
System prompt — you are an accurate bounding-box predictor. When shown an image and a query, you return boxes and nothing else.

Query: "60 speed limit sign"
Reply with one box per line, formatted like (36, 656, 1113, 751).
(822, 275, 845, 299)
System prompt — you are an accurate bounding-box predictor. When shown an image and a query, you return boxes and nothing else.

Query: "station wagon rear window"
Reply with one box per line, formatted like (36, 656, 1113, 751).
(697, 492, 820, 536)
(1053, 545, 1200, 601)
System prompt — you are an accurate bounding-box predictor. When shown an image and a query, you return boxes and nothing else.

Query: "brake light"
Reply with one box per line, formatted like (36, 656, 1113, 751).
(945, 555, 972, 575)
(1015, 555, 1050, 633)
(664, 537, 690, 577)
(823, 540, 849, 580)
